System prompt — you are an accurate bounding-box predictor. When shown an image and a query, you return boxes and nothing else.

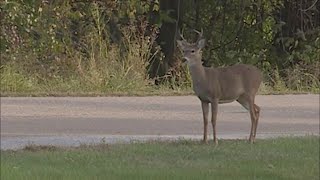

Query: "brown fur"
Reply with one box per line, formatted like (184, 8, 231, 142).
(177, 34, 262, 144)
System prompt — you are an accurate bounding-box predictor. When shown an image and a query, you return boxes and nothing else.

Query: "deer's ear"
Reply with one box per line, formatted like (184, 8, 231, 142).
(176, 40, 184, 49)
(197, 39, 205, 49)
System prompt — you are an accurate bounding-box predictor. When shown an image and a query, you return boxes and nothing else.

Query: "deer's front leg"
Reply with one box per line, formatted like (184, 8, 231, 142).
(201, 101, 209, 144)
(211, 99, 219, 145)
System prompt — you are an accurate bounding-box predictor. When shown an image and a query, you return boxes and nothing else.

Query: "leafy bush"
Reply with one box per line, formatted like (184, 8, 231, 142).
(0, 0, 319, 95)
(1, 1, 159, 94)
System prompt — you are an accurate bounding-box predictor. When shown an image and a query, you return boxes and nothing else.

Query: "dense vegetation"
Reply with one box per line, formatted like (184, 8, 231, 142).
(1, 0, 319, 95)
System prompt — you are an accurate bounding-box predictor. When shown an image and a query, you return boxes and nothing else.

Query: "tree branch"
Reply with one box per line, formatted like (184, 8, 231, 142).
(300, 0, 318, 12)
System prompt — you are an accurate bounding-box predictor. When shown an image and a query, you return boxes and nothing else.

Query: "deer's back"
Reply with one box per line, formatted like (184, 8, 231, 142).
(205, 64, 262, 100)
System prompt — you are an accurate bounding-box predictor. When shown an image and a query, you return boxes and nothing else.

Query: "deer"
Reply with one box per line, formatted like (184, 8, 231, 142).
(176, 29, 262, 144)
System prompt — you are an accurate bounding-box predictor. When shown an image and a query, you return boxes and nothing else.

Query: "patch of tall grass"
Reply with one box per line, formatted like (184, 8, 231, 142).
(1, 2, 159, 95)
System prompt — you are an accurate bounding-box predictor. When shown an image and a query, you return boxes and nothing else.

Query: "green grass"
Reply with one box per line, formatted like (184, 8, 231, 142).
(1, 136, 319, 180)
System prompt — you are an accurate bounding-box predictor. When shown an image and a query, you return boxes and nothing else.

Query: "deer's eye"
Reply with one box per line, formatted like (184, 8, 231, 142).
(191, 50, 195, 53)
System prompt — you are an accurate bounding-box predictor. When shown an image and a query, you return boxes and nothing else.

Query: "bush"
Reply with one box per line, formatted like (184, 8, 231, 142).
(1, 1, 159, 94)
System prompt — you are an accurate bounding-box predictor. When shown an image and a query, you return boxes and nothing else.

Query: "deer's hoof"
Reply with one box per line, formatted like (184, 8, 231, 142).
(249, 138, 255, 144)
(214, 139, 219, 145)
(202, 140, 208, 144)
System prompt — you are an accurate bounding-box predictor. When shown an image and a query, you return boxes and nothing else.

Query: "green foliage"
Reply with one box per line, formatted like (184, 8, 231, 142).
(0, 0, 319, 94)
(0, 1, 159, 94)
(180, 0, 319, 92)
(182, 0, 282, 66)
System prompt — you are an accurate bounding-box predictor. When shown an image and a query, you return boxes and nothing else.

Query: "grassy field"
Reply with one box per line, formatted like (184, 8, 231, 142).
(1, 136, 319, 180)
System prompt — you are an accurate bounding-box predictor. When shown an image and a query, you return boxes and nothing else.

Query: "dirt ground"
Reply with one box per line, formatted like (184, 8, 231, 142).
(1, 95, 319, 149)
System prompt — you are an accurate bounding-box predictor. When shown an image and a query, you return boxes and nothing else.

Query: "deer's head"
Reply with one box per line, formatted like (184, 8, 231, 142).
(177, 29, 205, 66)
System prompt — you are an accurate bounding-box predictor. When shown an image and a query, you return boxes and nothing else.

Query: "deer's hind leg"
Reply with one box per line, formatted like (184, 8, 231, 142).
(236, 95, 257, 143)
(253, 104, 260, 139)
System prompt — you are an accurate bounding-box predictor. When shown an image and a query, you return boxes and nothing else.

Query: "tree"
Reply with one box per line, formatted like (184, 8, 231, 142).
(149, 0, 184, 78)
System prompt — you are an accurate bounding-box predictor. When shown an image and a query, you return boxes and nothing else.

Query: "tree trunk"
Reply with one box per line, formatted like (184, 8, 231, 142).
(150, 0, 183, 78)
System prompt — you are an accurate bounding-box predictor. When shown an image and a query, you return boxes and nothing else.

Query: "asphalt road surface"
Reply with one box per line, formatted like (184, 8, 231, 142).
(1, 95, 319, 150)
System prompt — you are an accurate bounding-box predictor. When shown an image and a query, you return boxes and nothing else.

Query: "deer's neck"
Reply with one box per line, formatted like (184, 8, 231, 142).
(188, 62, 208, 96)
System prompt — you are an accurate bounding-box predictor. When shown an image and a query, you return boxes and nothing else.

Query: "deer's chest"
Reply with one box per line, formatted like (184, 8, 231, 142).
(193, 83, 211, 102)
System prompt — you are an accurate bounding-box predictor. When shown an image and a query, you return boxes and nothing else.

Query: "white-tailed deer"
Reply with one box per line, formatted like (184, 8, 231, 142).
(177, 29, 262, 144)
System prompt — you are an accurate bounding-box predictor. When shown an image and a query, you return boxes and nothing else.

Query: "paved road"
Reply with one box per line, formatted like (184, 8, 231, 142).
(1, 95, 319, 150)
